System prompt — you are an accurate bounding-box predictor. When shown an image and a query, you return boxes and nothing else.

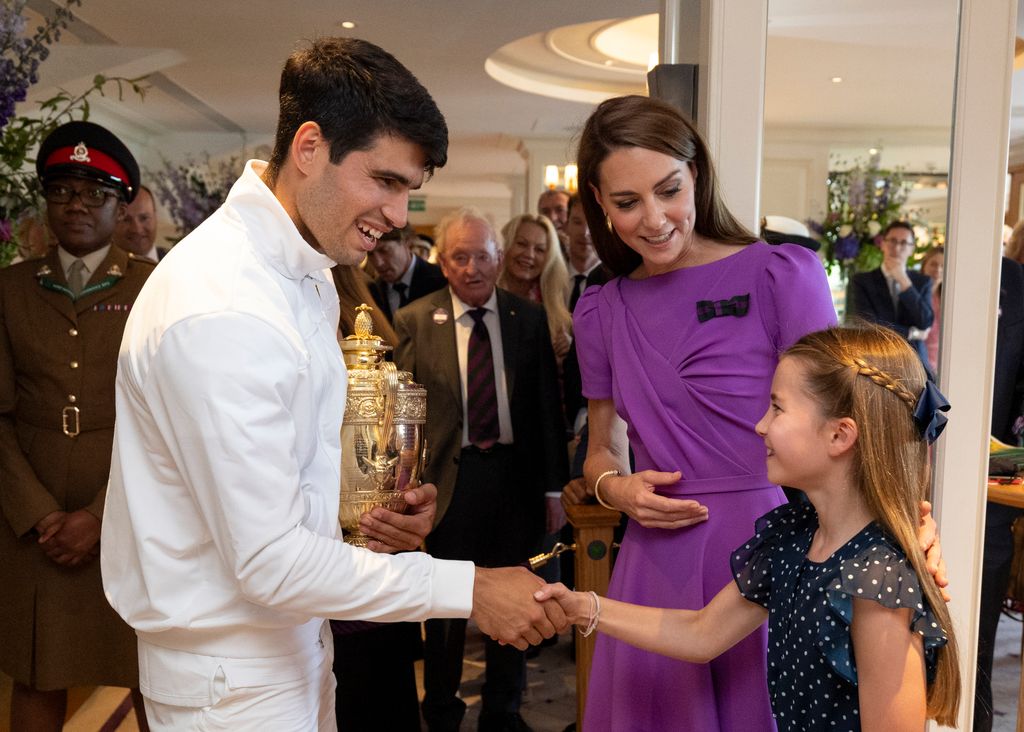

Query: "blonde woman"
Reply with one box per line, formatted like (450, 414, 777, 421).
(499, 213, 573, 361)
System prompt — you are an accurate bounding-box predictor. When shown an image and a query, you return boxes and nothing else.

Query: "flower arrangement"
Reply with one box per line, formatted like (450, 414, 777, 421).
(151, 154, 242, 239)
(808, 156, 916, 276)
(0, 0, 145, 266)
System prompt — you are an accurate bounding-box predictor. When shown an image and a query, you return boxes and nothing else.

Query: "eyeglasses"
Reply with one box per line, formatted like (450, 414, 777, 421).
(883, 237, 915, 248)
(44, 183, 120, 208)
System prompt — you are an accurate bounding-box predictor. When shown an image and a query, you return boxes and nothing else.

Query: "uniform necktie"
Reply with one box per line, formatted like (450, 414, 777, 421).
(393, 282, 409, 309)
(569, 274, 587, 312)
(68, 259, 86, 297)
(466, 308, 500, 449)
(890, 278, 901, 312)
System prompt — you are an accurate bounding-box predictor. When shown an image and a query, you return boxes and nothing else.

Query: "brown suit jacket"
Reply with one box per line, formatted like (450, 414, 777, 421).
(0, 245, 153, 688)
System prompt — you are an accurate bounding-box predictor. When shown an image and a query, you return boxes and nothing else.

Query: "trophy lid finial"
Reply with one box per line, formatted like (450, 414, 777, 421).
(353, 303, 375, 339)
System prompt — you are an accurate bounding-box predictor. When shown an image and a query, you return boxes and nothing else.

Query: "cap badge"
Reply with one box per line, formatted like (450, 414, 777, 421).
(70, 142, 91, 163)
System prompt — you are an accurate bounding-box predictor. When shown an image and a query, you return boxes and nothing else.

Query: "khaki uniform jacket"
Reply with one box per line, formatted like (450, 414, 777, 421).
(0, 245, 154, 689)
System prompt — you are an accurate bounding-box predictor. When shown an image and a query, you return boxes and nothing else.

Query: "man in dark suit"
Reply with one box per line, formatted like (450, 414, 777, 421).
(975, 256, 1024, 732)
(849, 221, 934, 370)
(395, 207, 568, 732)
(368, 223, 446, 321)
(113, 185, 169, 262)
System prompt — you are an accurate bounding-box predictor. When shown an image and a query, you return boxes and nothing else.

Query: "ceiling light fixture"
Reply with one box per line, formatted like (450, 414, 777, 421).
(340, 21, 357, 29)
(831, 76, 843, 83)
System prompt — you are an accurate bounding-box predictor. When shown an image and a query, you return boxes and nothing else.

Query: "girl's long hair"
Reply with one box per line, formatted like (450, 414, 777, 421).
(499, 213, 573, 340)
(576, 95, 758, 276)
(784, 324, 960, 725)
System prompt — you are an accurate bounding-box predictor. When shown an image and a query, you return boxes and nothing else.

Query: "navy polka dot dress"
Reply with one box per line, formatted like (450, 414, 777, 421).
(730, 501, 948, 731)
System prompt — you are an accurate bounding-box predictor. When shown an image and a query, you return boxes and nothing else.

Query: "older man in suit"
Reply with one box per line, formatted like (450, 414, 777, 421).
(849, 221, 934, 370)
(0, 120, 153, 731)
(368, 223, 446, 322)
(395, 207, 568, 732)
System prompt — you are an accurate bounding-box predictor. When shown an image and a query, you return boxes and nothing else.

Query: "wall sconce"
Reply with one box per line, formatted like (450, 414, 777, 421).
(544, 163, 579, 194)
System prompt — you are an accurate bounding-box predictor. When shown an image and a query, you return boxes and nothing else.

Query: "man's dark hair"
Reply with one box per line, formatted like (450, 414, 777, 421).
(379, 223, 415, 244)
(881, 221, 915, 239)
(266, 38, 448, 183)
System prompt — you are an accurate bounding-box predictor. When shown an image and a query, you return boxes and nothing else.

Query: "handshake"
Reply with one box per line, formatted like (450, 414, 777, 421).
(470, 567, 590, 650)
(361, 482, 596, 649)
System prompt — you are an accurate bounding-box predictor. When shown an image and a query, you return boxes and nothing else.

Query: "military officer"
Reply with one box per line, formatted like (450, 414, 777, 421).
(0, 120, 152, 731)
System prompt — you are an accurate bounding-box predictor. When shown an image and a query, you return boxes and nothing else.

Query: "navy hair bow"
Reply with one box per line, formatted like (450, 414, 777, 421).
(913, 381, 950, 444)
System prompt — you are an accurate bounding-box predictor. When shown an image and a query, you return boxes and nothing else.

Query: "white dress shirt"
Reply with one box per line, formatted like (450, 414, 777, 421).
(102, 160, 474, 704)
(449, 288, 514, 447)
(566, 260, 601, 306)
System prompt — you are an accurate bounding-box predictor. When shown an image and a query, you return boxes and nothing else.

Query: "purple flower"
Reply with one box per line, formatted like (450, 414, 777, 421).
(834, 234, 861, 261)
(150, 155, 241, 236)
(0, 218, 11, 243)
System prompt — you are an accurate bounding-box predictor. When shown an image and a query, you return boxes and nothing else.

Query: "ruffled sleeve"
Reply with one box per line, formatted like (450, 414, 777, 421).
(573, 285, 613, 400)
(757, 243, 838, 354)
(821, 542, 948, 685)
(731, 501, 816, 608)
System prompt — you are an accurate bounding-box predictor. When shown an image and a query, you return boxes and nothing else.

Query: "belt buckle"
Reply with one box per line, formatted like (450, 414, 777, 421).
(62, 405, 80, 438)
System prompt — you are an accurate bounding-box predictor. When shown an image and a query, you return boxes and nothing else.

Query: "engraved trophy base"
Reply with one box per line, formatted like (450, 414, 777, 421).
(339, 490, 408, 546)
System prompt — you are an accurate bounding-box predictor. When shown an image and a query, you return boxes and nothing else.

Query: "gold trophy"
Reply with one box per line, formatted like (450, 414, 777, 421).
(338, 304, 427, 546)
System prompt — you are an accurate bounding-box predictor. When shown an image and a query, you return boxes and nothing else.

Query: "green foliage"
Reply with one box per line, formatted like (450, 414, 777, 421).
(809, 156, 919, 277)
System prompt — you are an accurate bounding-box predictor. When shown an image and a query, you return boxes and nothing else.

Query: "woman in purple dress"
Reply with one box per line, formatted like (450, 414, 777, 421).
(572, 95, 837, 731)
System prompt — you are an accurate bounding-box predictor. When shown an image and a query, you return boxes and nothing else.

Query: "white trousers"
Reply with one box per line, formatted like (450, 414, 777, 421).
(142, 623, 337, 732)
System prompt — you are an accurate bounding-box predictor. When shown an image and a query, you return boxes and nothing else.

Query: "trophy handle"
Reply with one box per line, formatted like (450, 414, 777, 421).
(377, 360, 399, 447)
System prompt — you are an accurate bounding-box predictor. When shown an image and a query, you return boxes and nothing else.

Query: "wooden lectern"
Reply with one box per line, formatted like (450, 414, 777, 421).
(564, 502, 621, 727)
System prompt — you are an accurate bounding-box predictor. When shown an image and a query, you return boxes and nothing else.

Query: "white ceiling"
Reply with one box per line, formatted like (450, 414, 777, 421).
(19, 0, 1018, 199)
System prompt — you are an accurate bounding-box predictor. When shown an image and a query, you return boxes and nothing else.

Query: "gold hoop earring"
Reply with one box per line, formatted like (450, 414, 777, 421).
(605, 215, 613, 233)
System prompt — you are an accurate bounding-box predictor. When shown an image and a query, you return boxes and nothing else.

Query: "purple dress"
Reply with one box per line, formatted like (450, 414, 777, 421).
(574, 242, 837, 732)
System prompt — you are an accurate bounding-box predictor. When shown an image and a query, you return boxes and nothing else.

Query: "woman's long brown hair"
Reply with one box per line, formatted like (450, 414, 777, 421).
(576, 95, 758, 276)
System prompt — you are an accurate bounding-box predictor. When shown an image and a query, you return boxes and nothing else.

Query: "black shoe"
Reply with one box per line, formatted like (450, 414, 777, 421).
(478, 711, 533, 732)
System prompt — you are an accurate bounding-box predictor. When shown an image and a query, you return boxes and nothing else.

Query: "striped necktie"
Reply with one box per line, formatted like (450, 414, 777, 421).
(466, 308, 500, 449)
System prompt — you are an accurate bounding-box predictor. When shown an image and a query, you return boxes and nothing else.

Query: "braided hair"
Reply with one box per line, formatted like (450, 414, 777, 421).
(783, 323, 960, 725)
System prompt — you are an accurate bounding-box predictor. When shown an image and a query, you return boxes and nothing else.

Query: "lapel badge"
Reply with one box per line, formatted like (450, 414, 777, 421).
(432, 307, 449, 325)
(106, 264, 123, 277)
(71, 142, 91, 163)
(35, 264, 53, 278)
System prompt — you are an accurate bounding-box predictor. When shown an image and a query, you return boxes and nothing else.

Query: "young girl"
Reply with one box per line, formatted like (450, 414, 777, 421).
(539, 324, 960, 730)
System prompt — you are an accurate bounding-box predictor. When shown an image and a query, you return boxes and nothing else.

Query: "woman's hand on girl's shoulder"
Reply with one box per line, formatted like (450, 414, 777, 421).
(605, 470, 709, 529)
(918, 501, 950, 602)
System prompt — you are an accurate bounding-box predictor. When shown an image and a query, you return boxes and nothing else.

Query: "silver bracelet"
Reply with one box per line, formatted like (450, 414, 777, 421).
(593, 469, 620, 510)
(580, 590, 601, 637)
